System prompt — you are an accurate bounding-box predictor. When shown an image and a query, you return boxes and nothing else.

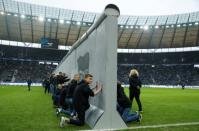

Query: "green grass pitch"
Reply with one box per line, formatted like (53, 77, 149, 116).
(0, 85, 199, 131)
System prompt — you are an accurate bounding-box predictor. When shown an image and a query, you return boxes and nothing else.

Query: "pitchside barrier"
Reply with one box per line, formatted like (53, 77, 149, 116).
(54, 4, 127, 130)
(1, 83, 199, 89)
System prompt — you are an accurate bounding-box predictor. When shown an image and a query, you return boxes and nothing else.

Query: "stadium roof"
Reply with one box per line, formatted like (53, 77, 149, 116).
(0, 0, 199, 49)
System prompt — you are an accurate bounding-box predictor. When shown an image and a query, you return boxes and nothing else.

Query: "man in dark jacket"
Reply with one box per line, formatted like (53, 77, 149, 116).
(117, 82, 142, 123)
(129, 69, 143, 112)
(60, 74, 102, 127)
(27, 78, 32, 91)
(56, 74, 80, 116)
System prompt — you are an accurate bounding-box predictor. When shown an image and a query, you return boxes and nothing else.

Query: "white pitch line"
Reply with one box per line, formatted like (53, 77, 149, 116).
(81, 122, 199, 131)
(125, 122, 199, 130)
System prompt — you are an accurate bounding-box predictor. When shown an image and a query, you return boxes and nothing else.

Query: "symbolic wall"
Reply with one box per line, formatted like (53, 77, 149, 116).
(54, 4, 127, 130)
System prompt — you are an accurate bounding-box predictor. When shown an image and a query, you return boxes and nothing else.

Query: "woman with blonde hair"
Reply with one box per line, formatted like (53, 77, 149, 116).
(129, 69, 142, 112)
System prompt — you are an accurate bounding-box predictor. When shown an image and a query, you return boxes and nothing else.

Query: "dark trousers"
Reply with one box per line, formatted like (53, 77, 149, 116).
(129, 89, 142, 111)
(28, 85, 31, 91)
(69, 109, 85, 126)
(45, 86, 50, 94)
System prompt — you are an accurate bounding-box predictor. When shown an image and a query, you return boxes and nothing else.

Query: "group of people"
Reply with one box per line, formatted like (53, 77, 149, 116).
(33, 68, 143, 127)
(42, 72, 102, 127)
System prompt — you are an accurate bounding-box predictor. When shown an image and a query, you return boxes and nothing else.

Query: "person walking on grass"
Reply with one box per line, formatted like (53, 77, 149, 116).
(27, 78, 32, 91)
(129, 69, 143, 112)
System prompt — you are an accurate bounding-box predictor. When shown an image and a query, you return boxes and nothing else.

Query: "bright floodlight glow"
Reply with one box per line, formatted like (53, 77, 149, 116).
(189, 23, 192, 26)
(0, 11, 4, 15)
(7, 13, 11, 16)
(130, 26, 133, 29)
(21, 14, 25, 18)
(155, 25, 159, 29)
(38, 16, 44, 21)
(171, 25, 174, 28)
(66, 21, 71, 24)
(14, 14, 18, 17)
(144, 25, 148, 30)
(76, 21, 81, 25)
(177, 24, 181, 27)
(59, 19, 64, 24)
(82, 22, 86, 26)
(47, 18, 51, 22)
(166, 25, 169, 28)
(195, 22, 199, 25)
(125, 26, 129, 29)
(120, 25, 124, 28)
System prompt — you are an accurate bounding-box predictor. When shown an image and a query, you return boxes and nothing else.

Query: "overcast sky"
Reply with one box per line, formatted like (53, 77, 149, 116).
(16, 0, 199, 16)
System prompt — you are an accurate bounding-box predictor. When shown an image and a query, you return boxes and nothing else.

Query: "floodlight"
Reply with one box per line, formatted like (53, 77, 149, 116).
(59, 19, 64, 24)
(144, 25, 148, 30)
(76, 21, 81, 25)
(125, 26, 129, 29)
(177, 24, 181, 27)
(0, 11, 4, 15)
(155, 25, 159, 29)
(7, 13, 11, 16)
(14, 14, 18, 17)
(66, 21, 71, 24)
(38, 16, 44, 21)
(47, 18, 51, 22)
(195, 22, 198, 25)
(130, 26, 133, 29)
(21, 14, 25, 18)
(120, 25, 123, 28)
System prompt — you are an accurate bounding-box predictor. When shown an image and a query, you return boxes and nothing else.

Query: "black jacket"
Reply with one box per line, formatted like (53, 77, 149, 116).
(73, 80, 94, 111)
(129, 75, 142, 92)
(67, 79, 78, 98)
(60, 85, 69, 107)
(117, 83, 131, 108)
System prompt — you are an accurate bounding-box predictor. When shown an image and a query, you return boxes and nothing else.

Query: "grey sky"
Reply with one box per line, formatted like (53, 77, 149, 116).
(16, 0, 199, 16)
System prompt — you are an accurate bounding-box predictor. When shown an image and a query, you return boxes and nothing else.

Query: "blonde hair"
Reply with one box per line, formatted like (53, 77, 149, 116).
(129, 69, 139, 77)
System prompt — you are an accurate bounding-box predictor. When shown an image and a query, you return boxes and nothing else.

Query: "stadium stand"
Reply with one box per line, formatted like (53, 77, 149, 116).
(118, 64, 199, 85)
(0, 60, 56, 82)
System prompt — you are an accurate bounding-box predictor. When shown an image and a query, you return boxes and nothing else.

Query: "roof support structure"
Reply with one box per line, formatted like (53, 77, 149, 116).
(182, 14, 190, 47)
(64, 11, 74, 46)
(148, 17, 159, 48)
(158, 17, 169, 48)
(2, 0, 10, 40)
(76, 12, 85, 40)
(125, 17, 139, 48)
(196, 22, 199, 46)
(118, 17, 130, 42)
(30, 5, 34, 43)
(136, 17, 149, 48)
(170, 16, 179, 48)
(17, 2, 23, 42)
(43, 7, 47, 38)
(55, 9, 61, 40)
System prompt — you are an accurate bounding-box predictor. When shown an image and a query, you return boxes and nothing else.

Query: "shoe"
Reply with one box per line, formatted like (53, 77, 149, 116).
(56, 108, 61, 117)
(60, 117, 69, 127)
(137, 114, 142, 123)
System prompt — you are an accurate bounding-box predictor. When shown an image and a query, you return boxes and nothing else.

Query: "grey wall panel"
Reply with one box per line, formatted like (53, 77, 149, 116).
(54, 5, 127, 130)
